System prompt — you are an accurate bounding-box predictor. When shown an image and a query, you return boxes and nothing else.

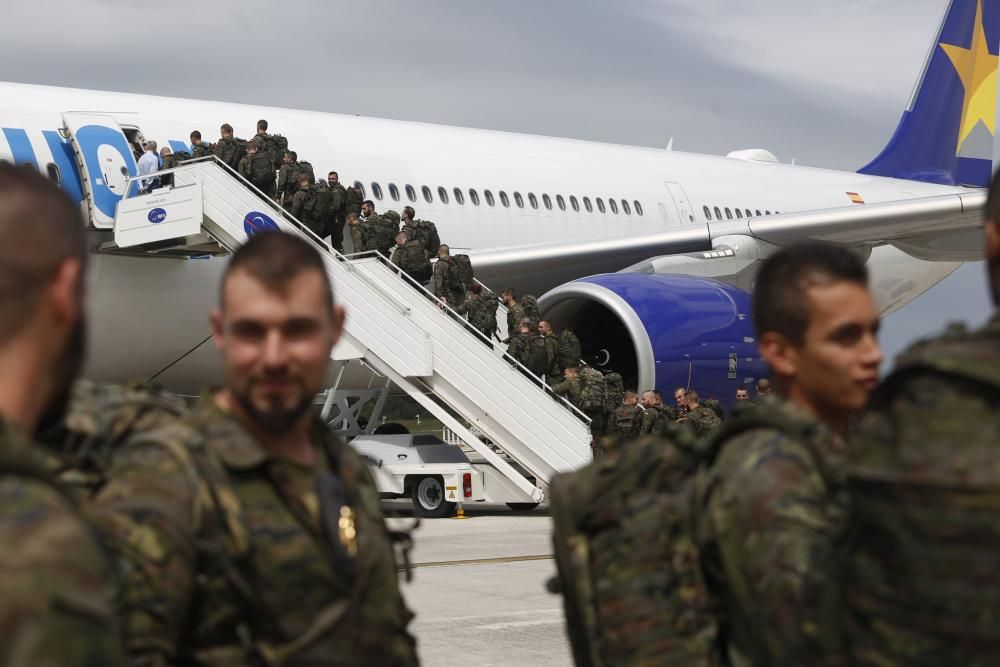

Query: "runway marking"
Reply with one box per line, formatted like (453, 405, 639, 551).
(476, 618, 564, 631)
(407, 554, 553, 570)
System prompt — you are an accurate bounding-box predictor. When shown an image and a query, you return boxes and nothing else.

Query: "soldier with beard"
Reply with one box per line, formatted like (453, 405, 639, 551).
(0, 163, 125, 665)
(90, 232, 418, 666)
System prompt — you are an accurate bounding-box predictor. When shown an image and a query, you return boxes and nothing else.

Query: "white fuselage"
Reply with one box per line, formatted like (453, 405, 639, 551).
(0, 81, 968, 391)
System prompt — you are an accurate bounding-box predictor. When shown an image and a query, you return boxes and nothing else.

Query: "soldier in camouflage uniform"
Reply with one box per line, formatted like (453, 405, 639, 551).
(699, 242, 882, 666)
(345, 211, 368, 254)
(639, 389, 671, 435)
(456, 283, 499, 339)
(90, 232, 419, 666)
(345, 183, 364, 218)
(433, 244, 466, 309)
(501, 288, 525, 343)
(277, 150, 301, 204)
(288, 173, 322, 236)
(551, 365, 581, 406)
(609, 390, 642, 441)
(238, 141, 276, 199)
(845, 173, 1000, 666)
(327, 171, 348, 253)
(190, 130, 213, 158)
(538, 320, 561, 381)
(676, 389, 722, 438)
(0, 163, 125, 666)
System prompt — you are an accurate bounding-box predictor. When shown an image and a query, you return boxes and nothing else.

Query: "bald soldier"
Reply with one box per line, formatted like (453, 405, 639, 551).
(91, 232, 418, 665)
(0, 163, 125, 665)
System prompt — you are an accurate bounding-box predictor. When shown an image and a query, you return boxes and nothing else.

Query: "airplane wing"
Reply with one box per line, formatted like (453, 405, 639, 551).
(467, 190, 985, 295)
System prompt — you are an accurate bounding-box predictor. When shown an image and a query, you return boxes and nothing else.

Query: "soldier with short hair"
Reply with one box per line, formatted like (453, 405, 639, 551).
(456, 283, 498, 340)
(90, 232, 419, 666)
(214, 123, 245, 170)
(538, 319, 561, 380)
(551, 365, 581, 406)
(501, 288, 524, 342)
(433, 244, 466, 309)
(845, 170, 1000, 665)
(277, 150, 300, 203)
(190, 130, 213, 158)
(699, 241, 882, 666)
(756, 377, 772, 401)
(676, 389, 721, 437)
(345, 211, 368, 254)
(327, 171, 348, 253)
(391, 230, 431, 284)
(0, 163, 126, 666)
(609, 391, 642, 442)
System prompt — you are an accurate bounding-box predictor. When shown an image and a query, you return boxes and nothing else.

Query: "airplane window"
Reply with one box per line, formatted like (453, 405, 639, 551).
(485, 190, 495, 207)
(725, 208, 732, 219)
(744, 208, 752, 218)
(703, 205, 712, 220)
(635, 201, 643, 216)
(528, 193, 538, 209)
(499, 191, 510, 207)
(514, 192, 524, 208)
(453, 187, 465, 205)
(765, 210, 771, 215)
(583, 197, 593, 213)
(46, 163, 61, 185)
(755, 209, 762, 216)
(609, 198, 619, 214)
(354, 181, 365, 198)
(438, 186, 449, 204)
(371, 182, 383, 201)
(596, 198, 606, 213)
(387, 183, 400, 201)
(422, 186, 433, 203)
(470, 188, 480, 206)
(570, 196, 580, 212)
(735, 208, 743, 219)
(406, 185, 417, 202)
(622, 199, 631, 215)
(714, 206, 722, 219)
(775, 210, 781, 215)
(556, 195, 566, 211)
(542, 194, 552, 210)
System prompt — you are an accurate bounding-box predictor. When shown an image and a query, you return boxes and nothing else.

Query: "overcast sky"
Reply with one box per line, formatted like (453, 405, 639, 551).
(1, 0, 992, 364)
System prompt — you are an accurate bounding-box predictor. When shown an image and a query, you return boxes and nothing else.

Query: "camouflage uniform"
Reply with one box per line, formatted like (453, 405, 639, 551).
(433, 258, 465, 309)
(456, 290, 498, 339)
(238, 152, 276, 198)
(191, 141, 214, 159)
(551, 376, 581, 406)
(276, 159, 300, 202)
(348, 218, 370, 254)
(678, 404, 722, 439)
(847, 316, 1000, 666)
(541, 333, 560, 380)
(90, 397, 418, 666)
(699, 396, 848, 666)
(609, 403, 642, 441)
(328, 183, 348, 253)
(639, 404, 670, 435)
(0, 416, 126, 666)
(505, 302, 525, 340)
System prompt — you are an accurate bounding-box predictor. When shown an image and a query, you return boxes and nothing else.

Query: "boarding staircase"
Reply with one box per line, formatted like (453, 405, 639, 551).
(110, 157, 592, 502)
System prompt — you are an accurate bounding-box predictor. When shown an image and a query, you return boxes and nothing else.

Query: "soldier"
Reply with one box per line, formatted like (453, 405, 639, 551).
(845, 172, 1000, 665)
(500, 288, 525, 342)
(400, 206, 420, 243)
(327, 171, 348, 253)
(609, 391, 642, 441)
(277, 150, 301, 203)
(578, 365, 608, 452)
(158, 146, 174, 187)
(457, 283, 498, 340)
(90, 232, 419, 665)
(556, 324, 581, 375)
(675, 389, 721, 437)
(673, 386, 687, 412)
(190, 130, 213, 158)
(638, 390, 665, 435)
(391, 230, 432, 284)
(0, 163, 125, 665)
(288, 173, 323, 236)
(755, 377, 772, 402)
(214, 123, 245, 170)
(551, 365, 581, 406)
(345, 183, 364, 218)
(508, 318, 548, 378)
(237, 140, 276, 199)
(735, 387, 749, 402)
(252, 118, 285, 167)
(699, 242, 881, 666)
(538, 319, 561, 381)
(433, 244, 466, 309)
(345, 211, 368, 254)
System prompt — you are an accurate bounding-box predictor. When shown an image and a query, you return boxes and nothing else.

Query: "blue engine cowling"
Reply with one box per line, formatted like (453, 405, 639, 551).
(539, 273, 766, 408)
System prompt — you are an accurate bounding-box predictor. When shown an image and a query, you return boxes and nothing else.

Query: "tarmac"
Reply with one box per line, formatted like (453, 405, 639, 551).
(387, 503, 572, 667)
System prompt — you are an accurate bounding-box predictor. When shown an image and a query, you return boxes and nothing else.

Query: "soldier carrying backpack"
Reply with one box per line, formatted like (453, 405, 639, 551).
(433, 244, 466, 308)
(520, 295, 541, 326)
(214, 123, 247, 170)
(288, 174, 323, 236)
(251, 119, 287, 173)
(578, 365, 608, 447)
(457, 283, 499, 339)
(190, 130, 214, 159)
(238, 141, 276, 199)
(391, 230, 431, 284)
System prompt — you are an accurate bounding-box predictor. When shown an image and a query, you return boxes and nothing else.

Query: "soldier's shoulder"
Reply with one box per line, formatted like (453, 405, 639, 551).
(713, 410, 820, 484)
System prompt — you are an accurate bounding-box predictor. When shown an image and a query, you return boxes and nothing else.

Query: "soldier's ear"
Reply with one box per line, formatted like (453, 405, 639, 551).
(758, 331, 798, 380)
(210, 307, 225, 350)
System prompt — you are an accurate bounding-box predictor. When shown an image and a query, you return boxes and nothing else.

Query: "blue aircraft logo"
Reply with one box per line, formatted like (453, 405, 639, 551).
(148, 208, 167, 224)
(243, 211, 279, 237)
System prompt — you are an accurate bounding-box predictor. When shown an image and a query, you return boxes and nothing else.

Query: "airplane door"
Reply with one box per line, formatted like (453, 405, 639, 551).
(61, 113, 139, 229)
(663, 181, 695, 226)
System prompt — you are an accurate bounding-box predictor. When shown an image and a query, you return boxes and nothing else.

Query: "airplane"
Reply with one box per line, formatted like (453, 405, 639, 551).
(0, 0, 993, 405)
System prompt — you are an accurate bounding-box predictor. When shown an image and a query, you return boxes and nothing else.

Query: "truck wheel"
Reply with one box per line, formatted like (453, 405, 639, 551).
(506, 503, 540, 512)
(411, 476, 456, 518)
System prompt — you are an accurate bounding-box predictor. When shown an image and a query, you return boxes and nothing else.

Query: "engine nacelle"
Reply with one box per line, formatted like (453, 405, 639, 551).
(539, 273, 766, 405)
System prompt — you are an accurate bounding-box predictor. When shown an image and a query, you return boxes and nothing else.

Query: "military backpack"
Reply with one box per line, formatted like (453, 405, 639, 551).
(578, 367, 607, 412)
(472, 294, 499, 335)
(259, 133, 288, 171)
(311, 183, 333, 221)
(452, 254, 474, 291)
(603, 373, 624, 414)
(520, 295, 540, 323)
(414, 219, 441, 254)
(371, 215, 398, 253)
(520, 334, 549, 377)
(549, 430, 719, 667)
(214, 137, 247, 169)
(558, 330, 582, 369)
(192, 142, 215, 159)
(399, 241, 431, 282)
(847, 324, 1000, 665)
(440, 257, 465, 293)
(162, 151, 192, 169)
(611, 404, 640, 440)
(296, 160, 315, 185)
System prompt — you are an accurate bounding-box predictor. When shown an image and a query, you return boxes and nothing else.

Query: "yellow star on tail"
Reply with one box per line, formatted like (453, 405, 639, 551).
(940, 0, 1000, 152)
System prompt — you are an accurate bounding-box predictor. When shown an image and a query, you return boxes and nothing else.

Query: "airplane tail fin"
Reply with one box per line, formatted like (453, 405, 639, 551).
(859, 0, 999, 187)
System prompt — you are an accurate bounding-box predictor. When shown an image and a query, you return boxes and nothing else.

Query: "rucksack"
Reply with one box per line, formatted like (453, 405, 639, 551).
(611, 404, 640, 439)
(382, 209, 401, 226)
(549, 431, 719, 667)
(521, 335, 548, 377)
(214, 137, 246, 169)
(414, 219, 440, 254)
(847, 329, 1000, 665)
(399, 241, 431, 281)
(444, 258, 465, 293)
(192, 143, 215, 159)
(452, 254, 474, 291)
(249, 153, 273, 181)
(301, 187, 319, 216)
(296, 160, 315, 185)
(473, 293, 500, 334)
(163, 151, 192, 169)
(312, 183, 333, 220)
(578, 367, 606, 412)
(520, 295, 540, 322)
(373, 215, 398, 252)
(603, 373, 624, 414)
(558, 330, 582, 369)
(260, 133, 288, 170)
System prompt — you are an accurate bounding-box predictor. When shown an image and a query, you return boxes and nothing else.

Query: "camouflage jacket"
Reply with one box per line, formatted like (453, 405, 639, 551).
(639, 404, 673, 435)
(678, 405, 722, 438)
(847, 314, 1000, 666)
(505, 303, 525, 339)
(456, 291, 497, 335)
(0, 416, 125, 666)
(91, 397, 418, 666)
(609, 403, 642, 440)
(541, 333, 560, 378)
(276, 161, 300, 196)
(432, 259, 464, 306)
(699, 396, 848, 667)
(552, 376, 581, 406)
